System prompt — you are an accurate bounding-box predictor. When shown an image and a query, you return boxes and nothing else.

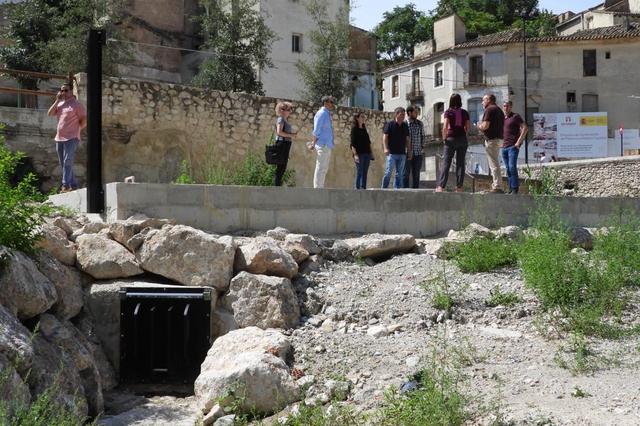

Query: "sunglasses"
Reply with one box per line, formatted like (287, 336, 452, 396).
(61, 89, 69, 92)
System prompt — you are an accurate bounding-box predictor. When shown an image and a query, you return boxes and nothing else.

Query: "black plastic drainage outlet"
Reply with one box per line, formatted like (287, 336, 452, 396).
(119, 287, 212, 385)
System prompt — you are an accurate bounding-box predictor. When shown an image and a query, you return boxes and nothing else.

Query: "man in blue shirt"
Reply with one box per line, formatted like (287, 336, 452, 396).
(310, 95, 335, 188)
(382, 107, 412, 189)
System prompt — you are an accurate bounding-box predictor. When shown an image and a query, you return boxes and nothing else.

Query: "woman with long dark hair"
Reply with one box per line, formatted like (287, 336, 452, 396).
(350, 112, 374, 189)
(436, 93, 470, 192)
(273, 101, 297, 186)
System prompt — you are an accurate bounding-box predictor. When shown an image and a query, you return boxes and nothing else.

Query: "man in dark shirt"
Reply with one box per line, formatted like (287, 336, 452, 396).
(403, 105, 425, 189)
(502, 100, 528, 194)
(478, 94, 505, 192)
(382, 107, 412, 189)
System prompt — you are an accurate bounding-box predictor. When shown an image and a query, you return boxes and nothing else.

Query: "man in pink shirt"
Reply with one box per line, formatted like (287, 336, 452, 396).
(47, 82, 87, 192)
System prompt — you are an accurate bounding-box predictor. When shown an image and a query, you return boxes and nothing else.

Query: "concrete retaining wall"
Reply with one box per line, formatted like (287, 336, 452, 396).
(49, 183, 640, 237)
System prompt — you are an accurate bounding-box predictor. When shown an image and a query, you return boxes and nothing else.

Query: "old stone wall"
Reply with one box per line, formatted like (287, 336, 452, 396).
(521, 156, 640, 197)
(90, 75, 393, 189)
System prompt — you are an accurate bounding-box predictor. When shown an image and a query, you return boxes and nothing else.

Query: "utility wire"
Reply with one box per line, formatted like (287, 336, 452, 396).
(108, 38, 640, 100)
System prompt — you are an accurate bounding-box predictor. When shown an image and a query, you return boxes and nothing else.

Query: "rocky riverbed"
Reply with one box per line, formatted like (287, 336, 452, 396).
(2, 214, 639, 426)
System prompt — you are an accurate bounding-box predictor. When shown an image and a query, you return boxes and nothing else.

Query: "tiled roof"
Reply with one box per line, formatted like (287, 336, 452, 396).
(455, 22, 640, 49)
(381, 23, 640, 74)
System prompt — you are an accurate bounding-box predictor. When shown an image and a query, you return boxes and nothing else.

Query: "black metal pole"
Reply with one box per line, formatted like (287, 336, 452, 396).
(86, 29, 105, 213)
(523, 17, 529, 165)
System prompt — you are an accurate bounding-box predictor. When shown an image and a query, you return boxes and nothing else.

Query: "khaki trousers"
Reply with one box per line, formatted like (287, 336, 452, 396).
(484, 138, 503, 189)
(313, 145, 332, 188)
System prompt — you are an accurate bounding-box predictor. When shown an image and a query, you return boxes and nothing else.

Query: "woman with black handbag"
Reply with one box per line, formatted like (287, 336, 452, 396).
(274, 101, 297, 186)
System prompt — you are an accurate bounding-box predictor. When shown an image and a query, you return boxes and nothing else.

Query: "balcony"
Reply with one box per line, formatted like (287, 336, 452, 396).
(454, 72, 508, 90)
(405, 84, 424, 102)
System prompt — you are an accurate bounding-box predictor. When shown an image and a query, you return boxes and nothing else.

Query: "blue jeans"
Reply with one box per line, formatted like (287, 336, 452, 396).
(381, 154, 406, 189)
(354, 153, 371, 189)
(403, 155, 423, 189)
(501, 145, 519, 192)
(56, 138, 79, 188)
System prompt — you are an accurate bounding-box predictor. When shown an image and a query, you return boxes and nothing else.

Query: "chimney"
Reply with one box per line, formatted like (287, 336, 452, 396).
(433, 14, 466, 51)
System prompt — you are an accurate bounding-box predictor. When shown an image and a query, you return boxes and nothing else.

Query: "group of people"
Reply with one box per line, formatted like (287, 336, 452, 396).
(275, 92, 528, 194)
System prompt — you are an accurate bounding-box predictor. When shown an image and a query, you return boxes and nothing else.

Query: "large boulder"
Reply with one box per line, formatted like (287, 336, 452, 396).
(222, 272, 300, 330)
(284, 234, 322, 255)
(571, 226, 594, 251)
(343, 233, 416, 258)
(0, 304, 34, 375)
(0, 353, 30, 413)
(74, 313, 117, 392)
(50, 216, 83, 237)
(234, 238, 298, 279)
(0, 247, 57, 320)
(28, 335, 89, 419)
(195, 327, 297, 416)
(137, 225, 236, 290)
(38, 314, 104, 415)
(35, 223, 77, 265)
(108, 221, 141, 252)
(33, 251, 85, 320)
(280, 242, 310, 264)
(76, 234, 143, 279)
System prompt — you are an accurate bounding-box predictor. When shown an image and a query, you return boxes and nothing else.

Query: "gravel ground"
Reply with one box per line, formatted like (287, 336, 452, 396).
(284, 249, 640, 425)
(102, 241, 640, 425)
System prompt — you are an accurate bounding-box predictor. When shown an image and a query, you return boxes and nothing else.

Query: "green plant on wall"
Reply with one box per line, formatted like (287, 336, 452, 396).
(175, 152, 294, 187)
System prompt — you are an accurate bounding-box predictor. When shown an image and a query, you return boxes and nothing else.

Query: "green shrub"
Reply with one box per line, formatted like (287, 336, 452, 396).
(0, 135, 51, 253)
(452, 237, 518, 273)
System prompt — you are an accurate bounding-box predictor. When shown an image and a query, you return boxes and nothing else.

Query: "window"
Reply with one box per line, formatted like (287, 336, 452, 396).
(469, 56, 483, 84)
(583, 50, 596, 76)
(391, 76, 399, 98)
(582, 94, 598, 112)
(434, 63, 443, 87)
(527, 55, 541, 69)
(605, 51, 611, 59)
(411, 69, 421, 92)
(292, 34, 302, 53)
(567, 91, 577, 112)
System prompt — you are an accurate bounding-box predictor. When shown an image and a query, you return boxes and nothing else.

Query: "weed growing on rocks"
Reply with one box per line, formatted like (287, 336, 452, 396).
(0, 375, 89, 426)
(280, 402, 361, 426)
(485, 286, 522, 307)
(374, 326, 470, 426)
(421, 262, 455, 312)
(452, 237, 518, 273)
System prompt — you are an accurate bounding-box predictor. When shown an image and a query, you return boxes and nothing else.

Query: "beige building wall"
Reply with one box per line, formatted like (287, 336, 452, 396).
(505, 39, 640, 135)
(258, 0, 345, 101)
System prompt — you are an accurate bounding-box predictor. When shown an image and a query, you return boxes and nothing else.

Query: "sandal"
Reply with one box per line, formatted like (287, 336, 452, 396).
(435, 186, 444, 193)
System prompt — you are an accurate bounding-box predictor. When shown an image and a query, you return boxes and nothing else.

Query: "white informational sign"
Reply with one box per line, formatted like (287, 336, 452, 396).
(615, 129, 640, 151)
(533, 112, 608, 159)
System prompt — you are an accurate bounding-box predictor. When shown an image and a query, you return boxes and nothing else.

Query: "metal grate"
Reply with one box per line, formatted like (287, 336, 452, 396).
(119, 287, 212, 385)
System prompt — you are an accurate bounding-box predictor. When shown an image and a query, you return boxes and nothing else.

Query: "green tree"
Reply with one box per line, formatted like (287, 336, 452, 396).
(193, 0, 276, 95)
(0, 0, 127, 89)
(296, 0, 351, 103)
(373, 4, 433, 63)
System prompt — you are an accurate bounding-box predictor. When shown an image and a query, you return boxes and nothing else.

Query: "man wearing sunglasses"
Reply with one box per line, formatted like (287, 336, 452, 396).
(309, 95, 335, 188)
(47, 83, 87, 192)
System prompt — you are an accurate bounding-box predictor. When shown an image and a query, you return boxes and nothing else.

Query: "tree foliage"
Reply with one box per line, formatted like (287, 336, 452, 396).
(193, 0, 276, 95)
(0, 0, 127, 89)
(373, 4, 433, 64)
(374, 0, 557, 63)
(296, 0, 351, 103)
